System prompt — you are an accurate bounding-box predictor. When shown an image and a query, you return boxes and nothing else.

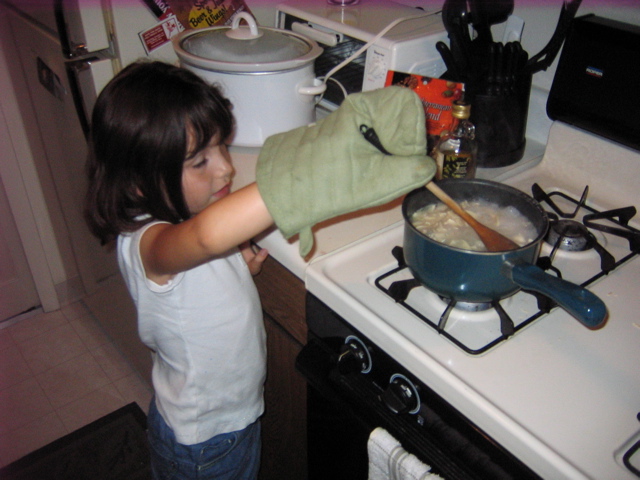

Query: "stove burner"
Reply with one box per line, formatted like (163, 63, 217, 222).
(442, 297, 493, 312)
(532, 183, 639, 274)
(546, 219, 594, 251)
(377, 249, 529, 354)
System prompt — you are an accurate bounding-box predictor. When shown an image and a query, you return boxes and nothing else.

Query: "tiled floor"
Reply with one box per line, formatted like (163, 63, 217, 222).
(0, 290, 153, 468)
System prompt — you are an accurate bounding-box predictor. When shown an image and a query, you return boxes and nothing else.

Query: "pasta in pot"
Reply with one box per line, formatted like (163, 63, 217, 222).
(411, 200, 537, 251)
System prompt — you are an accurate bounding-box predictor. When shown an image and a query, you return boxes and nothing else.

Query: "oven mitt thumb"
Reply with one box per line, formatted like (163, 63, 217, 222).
(256, 86, 436, 257)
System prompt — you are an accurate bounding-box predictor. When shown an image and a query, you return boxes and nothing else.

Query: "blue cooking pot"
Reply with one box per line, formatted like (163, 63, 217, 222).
(402, 179, 607, 329)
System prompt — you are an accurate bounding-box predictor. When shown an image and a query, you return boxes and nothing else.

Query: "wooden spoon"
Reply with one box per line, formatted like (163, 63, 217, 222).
(426, 182, 519, 252)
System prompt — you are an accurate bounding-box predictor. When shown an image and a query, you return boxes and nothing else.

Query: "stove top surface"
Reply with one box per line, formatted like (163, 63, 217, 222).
(305, 123, 640, 479)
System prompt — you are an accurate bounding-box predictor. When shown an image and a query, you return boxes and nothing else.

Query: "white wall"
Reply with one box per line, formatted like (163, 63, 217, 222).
(246, 0, 282, 26)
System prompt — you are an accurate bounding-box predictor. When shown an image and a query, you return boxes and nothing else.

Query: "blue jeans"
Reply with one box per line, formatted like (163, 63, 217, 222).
(147, 399, 261, 480)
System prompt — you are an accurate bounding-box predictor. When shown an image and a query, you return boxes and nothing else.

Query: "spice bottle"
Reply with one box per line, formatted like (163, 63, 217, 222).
(434, 100, 477, 180)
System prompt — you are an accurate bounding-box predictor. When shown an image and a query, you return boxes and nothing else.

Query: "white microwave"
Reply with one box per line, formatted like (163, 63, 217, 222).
(276, 1, 448, 109)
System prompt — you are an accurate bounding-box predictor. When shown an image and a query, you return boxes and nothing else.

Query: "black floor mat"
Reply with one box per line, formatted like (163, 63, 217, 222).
(0, 402, 150, 480)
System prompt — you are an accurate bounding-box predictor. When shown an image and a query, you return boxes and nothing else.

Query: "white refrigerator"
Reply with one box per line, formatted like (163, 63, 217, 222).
(0, 0, 198, 378)
(0, 0, 182, 306)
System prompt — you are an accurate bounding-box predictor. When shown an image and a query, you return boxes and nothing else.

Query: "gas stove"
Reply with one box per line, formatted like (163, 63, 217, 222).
(305, 122, 640, 479)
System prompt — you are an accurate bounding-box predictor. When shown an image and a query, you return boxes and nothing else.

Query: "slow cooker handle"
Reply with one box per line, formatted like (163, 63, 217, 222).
(298, 78, 327, 96)
(502, 261, 607, 329)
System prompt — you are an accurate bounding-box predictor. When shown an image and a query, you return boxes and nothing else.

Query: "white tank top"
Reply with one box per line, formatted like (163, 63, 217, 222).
(118, 222, 266, 445)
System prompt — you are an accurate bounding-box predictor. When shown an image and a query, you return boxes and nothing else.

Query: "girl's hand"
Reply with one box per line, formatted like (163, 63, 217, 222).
(240, 242, 269, 276)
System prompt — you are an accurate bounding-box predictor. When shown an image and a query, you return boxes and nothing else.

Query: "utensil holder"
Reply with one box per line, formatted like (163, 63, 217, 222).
(467, 73, 532, 168)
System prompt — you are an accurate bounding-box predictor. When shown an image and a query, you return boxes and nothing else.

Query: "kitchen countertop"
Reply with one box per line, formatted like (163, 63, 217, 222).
(230, 135, 545, 280)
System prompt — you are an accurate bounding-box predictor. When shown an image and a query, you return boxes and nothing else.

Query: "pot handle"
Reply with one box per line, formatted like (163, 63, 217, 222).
(504, 262, 608, 329)
(298, 79, 327, 96)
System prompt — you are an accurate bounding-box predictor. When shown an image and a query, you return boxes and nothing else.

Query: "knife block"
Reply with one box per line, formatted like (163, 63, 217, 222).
(467, 72, 532, 168)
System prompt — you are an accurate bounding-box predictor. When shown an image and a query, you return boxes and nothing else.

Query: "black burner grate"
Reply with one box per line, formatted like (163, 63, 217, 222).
(533, 183, 640, 285)
(374, 247, 549, 355)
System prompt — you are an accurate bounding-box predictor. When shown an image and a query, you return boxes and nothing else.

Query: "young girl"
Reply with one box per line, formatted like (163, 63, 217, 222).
(85, 61, 273, 480)
(85, 60, 434, 480)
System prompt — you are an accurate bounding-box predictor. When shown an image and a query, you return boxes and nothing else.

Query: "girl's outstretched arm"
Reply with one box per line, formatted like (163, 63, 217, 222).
(140, 183, 273, 284)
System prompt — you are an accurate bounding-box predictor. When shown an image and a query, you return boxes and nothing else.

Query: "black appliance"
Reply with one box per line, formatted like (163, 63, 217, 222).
(547, 15, 640, 151)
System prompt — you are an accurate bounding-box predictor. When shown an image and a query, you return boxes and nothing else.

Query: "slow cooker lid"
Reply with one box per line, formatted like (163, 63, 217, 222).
(181, 27, 313, 64)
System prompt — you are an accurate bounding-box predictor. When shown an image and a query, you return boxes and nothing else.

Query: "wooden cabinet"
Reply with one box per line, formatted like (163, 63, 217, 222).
(254, 256, 308, 480)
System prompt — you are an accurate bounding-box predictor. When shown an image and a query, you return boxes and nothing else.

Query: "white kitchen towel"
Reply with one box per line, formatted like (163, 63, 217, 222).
(367, 427, 445, 480)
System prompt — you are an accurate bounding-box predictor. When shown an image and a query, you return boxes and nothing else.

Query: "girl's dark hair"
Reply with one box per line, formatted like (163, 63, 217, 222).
(84, 60, 234, 245)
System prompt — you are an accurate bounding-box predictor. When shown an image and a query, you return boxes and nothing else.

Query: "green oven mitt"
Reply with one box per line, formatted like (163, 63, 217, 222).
(256, 86, 436, 257)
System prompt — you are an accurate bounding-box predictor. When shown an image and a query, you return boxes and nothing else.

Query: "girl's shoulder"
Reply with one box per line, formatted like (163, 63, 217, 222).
(118, 220, 184, 291)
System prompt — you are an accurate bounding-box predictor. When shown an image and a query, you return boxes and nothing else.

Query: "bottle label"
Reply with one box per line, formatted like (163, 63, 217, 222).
(438, 152, 473, 179)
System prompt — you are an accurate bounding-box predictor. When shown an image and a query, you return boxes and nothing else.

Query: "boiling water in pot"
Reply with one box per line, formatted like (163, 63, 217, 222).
(411, 200, 537, 251)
